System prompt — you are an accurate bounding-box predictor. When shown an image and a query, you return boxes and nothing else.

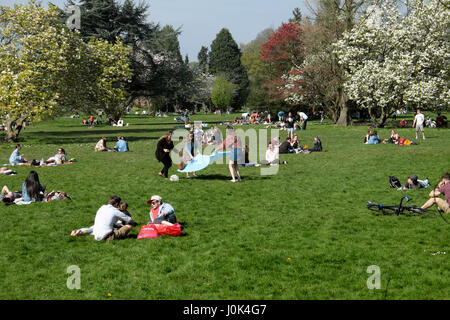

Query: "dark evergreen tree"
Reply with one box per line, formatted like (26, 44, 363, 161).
(197, 46, 209, 73)
(208, 28, 249, 108)
(289, 7, 302, 25)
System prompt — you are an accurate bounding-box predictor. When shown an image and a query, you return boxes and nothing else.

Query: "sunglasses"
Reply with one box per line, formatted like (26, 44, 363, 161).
(151, 200, 160, 204)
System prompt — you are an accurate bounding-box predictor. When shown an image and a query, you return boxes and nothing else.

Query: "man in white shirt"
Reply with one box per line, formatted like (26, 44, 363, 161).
(298, 111, 308, 130)
(70, 196, 137, 241)
(412, 109, 425, 140)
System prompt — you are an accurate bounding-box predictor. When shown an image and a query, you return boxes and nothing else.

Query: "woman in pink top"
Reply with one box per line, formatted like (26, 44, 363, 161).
(216, 126, 242, 182)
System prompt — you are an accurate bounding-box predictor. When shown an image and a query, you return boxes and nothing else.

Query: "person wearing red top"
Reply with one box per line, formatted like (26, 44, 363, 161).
(216, 126, 243, 182)
(421, 173, 450, 213)
(147, 195, 177, 225)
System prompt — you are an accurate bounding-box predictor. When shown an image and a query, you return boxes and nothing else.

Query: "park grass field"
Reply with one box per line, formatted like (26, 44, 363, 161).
(0, 112, 449, 300)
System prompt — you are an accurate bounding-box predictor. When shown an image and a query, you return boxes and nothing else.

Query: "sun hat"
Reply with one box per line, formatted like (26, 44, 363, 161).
(146, 195, 162, 204)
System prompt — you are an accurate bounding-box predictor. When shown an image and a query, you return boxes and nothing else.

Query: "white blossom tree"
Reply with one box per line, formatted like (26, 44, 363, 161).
(334, 0, 449, 127)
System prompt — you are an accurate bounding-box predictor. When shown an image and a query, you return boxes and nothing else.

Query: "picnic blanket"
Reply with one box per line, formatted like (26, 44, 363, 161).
(177, 151, 229, 173)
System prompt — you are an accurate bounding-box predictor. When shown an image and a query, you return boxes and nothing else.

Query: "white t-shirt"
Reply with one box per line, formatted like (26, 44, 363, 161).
(299, 112, 308, 120)
(414, 113, 425, 126)
(92, 204, 132, 240)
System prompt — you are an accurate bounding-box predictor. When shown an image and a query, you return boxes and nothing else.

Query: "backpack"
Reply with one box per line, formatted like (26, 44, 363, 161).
(389, 176, 402, 188)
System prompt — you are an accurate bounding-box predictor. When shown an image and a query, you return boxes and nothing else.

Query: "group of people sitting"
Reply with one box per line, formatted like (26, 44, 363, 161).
(278, 135, 323, 154)
(8, 144, 68, 166)
(94, 136, 129, 152)
(70, 194, 178, 241)
(364, 129, 417, 145)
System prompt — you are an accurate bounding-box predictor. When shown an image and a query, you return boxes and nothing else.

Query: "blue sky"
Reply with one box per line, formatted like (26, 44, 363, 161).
(2, 0, 311, 61)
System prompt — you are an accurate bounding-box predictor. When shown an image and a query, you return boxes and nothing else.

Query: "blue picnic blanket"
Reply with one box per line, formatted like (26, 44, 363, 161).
(177, 151, 229, 173)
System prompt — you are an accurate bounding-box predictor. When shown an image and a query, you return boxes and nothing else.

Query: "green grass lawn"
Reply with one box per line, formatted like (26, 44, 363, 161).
(0, 112, 449, 299)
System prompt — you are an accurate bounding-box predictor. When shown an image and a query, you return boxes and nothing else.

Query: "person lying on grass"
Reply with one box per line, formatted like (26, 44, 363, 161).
(421, 172, 450, 214)
(95, 136, 115, 152)
(70, 196, 138, 241)
(0, 167, 17, 175)
(9, 144, 28, 165)
(401, 174, 428, 190)
(0, 186, 23, 205)
(45, 148, 66, 164)
(147, 195, 177, 226)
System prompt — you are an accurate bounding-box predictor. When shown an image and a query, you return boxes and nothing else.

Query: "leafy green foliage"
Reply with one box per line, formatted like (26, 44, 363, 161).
(209, 28, 249, 109)
(211, 76, 234, 110)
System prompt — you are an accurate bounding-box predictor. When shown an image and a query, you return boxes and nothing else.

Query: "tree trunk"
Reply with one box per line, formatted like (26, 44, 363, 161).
(335, 88, 352, 126)
(5, 118, 25, 142)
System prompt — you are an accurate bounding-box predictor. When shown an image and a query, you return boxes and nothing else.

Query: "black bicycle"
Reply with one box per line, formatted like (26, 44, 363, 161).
(366, 196, 431, 216)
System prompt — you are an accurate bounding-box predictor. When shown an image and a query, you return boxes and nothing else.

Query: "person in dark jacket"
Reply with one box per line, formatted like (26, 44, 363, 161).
(155, 131, 178, 179)
(279, 137, 292, 154)
(309, 136, 323, 152)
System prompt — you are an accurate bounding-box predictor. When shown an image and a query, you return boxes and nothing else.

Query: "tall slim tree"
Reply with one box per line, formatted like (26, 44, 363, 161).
(209, 28, 249, 109)
(197, 46, 209, 73)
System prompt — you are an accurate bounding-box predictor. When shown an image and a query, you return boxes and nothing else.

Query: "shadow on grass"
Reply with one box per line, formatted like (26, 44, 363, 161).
(193, 174, 272, 181)
(28, 128, 167, 144)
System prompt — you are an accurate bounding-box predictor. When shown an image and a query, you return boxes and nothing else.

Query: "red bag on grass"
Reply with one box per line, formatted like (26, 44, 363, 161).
(137, 225, 159, 239)
(150, 223, 182, 237)
(137, 223, 182, 239)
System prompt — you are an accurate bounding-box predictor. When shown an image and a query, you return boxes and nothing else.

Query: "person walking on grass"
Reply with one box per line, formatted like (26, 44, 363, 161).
(70, 196, 137, 241)
(421, 173, 450, 214)
(412, 108, 425, 140)
(155, 131, 180, 179)
(216, 126, 242, 182)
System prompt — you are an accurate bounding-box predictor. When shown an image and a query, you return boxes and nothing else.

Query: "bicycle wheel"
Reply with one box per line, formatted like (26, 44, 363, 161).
(367, 201, 382, 212)
(405, 206, 429, 215)
(380, 206, 399, 215)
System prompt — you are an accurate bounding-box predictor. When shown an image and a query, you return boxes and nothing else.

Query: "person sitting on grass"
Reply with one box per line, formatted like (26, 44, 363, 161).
(367, 131, 382, 144)
(9, 144, 28, 165)
(114, 136, 129, 152)
(384, 130, 400, 144)
(421, 172, 450, 214)
(21, 171, 45, 203)
(45, 148, 66, 164)
(308, 136, 323, 152)
(0, 167, 17, 175)
(364, 130, 373, 143)
(0, 186, 22, 205)
(95, 136, 115, 152)
(147, 195, 177, 226)
(261, 142, 279, 165)
(279, 137, 293, 154)
(70, 195, 138, 241)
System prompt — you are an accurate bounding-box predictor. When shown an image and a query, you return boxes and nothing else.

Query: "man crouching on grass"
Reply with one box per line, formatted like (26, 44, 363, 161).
(71, 195, 137, 241)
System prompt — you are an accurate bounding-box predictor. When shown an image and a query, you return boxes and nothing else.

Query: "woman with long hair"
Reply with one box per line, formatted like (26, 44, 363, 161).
(216, 126, 242, 182)
(22, 171, 45, 202)
(155, 131, 177, 179)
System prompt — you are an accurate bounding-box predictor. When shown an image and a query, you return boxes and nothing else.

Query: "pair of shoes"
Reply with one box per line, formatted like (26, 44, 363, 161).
(158, 172, 163, 177)
(230, 179, 237, 182)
